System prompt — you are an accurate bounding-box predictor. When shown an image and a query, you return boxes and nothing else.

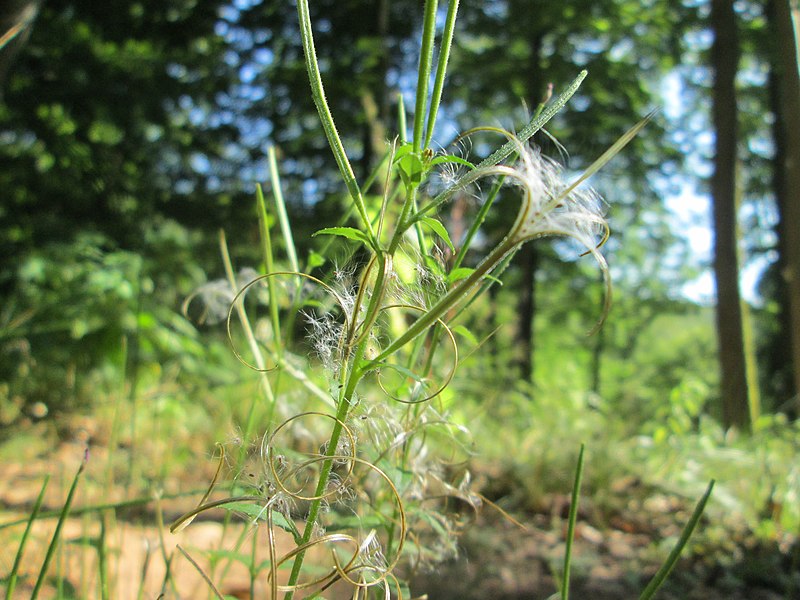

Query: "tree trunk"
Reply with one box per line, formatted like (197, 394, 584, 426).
(710, 0, 750, 430)
(770, 0, 800, 415)
(514, 27, 545, 383)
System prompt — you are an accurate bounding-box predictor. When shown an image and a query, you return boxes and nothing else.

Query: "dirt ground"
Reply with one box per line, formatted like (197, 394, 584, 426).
(1, 431, 798, 599)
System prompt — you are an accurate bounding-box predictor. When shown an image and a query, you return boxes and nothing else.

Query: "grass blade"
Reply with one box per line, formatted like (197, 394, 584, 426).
(267, 146, 299, 274)
(5, 475, 50, 599)
(0, 488, 207, 531)
(561, 443, 585, 600)
(255, 183, 283, 356)
(639, 479, 715, 600)
(177, 544, 226, 600)
(31, 449, 88, 599)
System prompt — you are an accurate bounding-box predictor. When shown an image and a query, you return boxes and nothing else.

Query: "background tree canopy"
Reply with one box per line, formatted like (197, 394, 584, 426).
(0, 0, 797, 428)
(1, 1, 800, 598)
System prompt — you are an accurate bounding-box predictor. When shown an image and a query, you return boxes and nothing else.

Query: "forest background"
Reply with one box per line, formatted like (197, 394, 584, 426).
(1, 0, 799, 598)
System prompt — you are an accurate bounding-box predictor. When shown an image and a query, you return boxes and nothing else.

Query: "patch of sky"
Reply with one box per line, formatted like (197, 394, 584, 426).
(660, 67, 773, 305)
(224, 49, 240, 67)
(190, 153, 211, 174)
(253, 29, 271, 45)
(239, 64, 257, 84)
(253, 47, 273, 65)
(175, 179, 194, 195)
(240, 119, 273, 148)
(233, 0, 261, 9)
(684, 28, 713, 52)
(218, 5, 239, 23)
(302, 179, 321, 205)
(316, 18, 332, 33)
(166, 63, 188, 79)
(609, 38, 634, 62)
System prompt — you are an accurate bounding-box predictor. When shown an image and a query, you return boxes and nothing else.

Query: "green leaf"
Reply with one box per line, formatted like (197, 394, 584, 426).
(447, 267, 475, 283)
(430, 154, 475, 170)
(639, 480, 715, 600)
(225, 502, 300, 541)
(421, 217, 455, 252)
(307, 250, 326, 269)
(324, 514, 386, 532)
(452, 324, 479, 346)
(313, 227, 371, 247)
(396, 151, 426, 187)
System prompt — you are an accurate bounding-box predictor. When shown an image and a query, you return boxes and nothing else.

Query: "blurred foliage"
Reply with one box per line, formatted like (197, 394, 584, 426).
(0, 221, 212, 424)
(0, 1, 796, 556)
(1, 0, 793, 421)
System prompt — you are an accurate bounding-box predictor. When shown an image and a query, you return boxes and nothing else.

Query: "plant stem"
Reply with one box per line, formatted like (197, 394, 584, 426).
(375, 235, 518, 364)
(6, 476, 49, 599)
(31, 450, 88, 600)
(413, 0, 439, 152)
(561, 443, 585, 600)
(424, 0, 460, 148)
(283, 255, 390, 599)
(296, 0, 376, 245)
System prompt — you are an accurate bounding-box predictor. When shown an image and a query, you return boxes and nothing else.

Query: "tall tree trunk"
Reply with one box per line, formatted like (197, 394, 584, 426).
(710, 0, 750, 429)
(770, 0, 800, 415)
(514, 27, 545, 383)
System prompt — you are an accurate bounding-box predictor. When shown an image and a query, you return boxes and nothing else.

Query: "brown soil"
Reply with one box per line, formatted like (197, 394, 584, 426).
(1, 428, 798, 599)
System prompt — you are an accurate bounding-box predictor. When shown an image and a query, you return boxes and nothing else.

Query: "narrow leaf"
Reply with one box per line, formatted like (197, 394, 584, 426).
(421, 217, 455, 252)
(639, 480, 715, 600)
(430, 154, 475, 169)
(561, 443, 585, 600)
(478, 70, 588, 169)
(6, 475, 50, 599)
(447, 267, 475, 283)
(313, 227, 371, 247)
(31, 450, 88, 600)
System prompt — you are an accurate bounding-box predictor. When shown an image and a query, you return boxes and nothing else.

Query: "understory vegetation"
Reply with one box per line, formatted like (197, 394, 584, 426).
(2, 1, 799, 599)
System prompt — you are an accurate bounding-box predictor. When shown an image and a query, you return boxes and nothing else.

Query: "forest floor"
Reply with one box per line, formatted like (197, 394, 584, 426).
(1, 424, 797, 599)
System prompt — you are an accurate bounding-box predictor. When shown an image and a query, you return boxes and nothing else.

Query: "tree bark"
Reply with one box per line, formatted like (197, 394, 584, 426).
(710, 0, 750, 429)
(770, 0, 800, 415)
(514, 26, 545, 383)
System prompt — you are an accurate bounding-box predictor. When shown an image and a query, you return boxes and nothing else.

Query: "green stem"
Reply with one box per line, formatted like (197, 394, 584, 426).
(268, 146, 300, 273)
(375, 236, 517, 364)
(283, 257, 390, 599)
(639, 480, 715, 600)
(397, 92, 407, 143)
(561, 443, 585, 600)
(416, 71, 588, 218)
(219, 230, 275, 442)
(424, 0, 460, 148)
(296, 0, 376, 245)
(388, 186, 418, 254)
(6, 476, 49, 599)
(452, 174, 505, 270)
(255, 184, 283, 356)
(413, 0, 439, 152)
(31, 451, 87, 600)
